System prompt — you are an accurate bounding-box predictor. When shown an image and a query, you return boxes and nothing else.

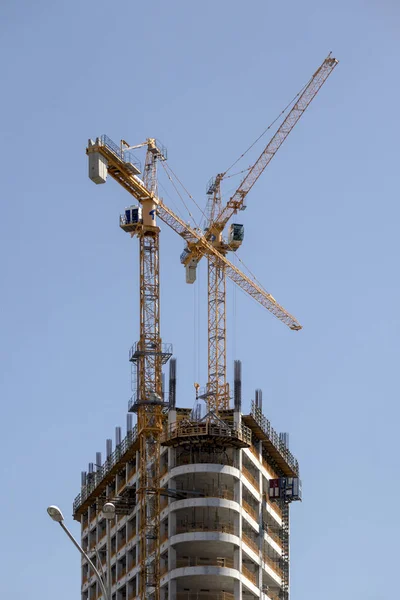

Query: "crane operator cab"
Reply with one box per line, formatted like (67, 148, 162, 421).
(123, 205, 143, 225)
(228, 224, 244, 250)
(120, 205, 143, 233)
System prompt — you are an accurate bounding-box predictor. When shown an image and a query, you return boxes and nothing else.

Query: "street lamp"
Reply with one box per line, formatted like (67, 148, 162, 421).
(47, 505, 110, 600)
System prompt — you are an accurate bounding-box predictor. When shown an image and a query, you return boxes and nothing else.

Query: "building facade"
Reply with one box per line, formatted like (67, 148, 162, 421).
(73, 388, 300, 600)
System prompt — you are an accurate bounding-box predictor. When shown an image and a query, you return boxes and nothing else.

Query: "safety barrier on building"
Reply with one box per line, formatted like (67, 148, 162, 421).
(242, 465, 259, 490)
(242, 499, 258, 521)
(242, 531, 259, 554)
(241, 564, 257, 585)
(243, 403, 299, 477)
(161, 421, 252, 448)
(175, 557, 234, 569)
(175, 522, 236, 536)
(73, 426, 139, 517)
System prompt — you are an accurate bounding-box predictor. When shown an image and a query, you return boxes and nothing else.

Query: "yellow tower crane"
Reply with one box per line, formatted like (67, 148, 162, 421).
(88, 136, 172, 600)
(179, 53, 338, 414)
(86, 52, 337, 600)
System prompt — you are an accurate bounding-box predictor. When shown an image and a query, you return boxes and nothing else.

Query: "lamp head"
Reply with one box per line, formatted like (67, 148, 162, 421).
(102, 502, 116, 520)
(47, 505, 64, 522)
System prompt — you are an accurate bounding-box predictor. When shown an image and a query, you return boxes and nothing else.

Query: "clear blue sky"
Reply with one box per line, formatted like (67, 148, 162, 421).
(1, 1, 399, 598)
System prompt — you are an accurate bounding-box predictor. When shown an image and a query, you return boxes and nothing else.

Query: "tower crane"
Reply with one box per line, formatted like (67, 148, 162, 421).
(179, 53, 338, 413)
(88, 136, 172, 600)
(86, 52, 337, 600)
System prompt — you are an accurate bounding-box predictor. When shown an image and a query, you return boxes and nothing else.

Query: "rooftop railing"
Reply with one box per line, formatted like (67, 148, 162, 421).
(251, 401, 299, 475)
(162, 420, 252, 446)
(73, 426, 138, 514)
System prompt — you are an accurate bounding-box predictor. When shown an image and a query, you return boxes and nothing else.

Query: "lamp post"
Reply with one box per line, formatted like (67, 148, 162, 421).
(47, 505, 111, 600)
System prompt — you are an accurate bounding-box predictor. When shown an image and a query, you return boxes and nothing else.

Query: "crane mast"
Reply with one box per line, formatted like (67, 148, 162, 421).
(204, 176, 230, 410)
(207, 256, 228, 411)
(136, 143, 162, 600)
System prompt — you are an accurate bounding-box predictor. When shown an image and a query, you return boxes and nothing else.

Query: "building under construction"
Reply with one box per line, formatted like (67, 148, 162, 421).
(73, 363, 301, 600)
(74, 55, 338, 600)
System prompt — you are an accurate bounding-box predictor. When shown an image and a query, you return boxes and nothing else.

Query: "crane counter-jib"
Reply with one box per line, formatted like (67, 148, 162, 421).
(87, 136, 153, 202)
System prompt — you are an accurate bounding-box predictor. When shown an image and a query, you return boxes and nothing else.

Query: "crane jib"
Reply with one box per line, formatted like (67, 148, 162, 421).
(212, 56, 338, 231)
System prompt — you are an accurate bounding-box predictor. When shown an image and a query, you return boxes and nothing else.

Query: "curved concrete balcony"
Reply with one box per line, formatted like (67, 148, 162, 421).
(163, 463, 240, 483)
(166, 563, 244, 586)
(162, 563, 260, 597)
(169, 495, 240, 515)
(169, 525, 240, 548)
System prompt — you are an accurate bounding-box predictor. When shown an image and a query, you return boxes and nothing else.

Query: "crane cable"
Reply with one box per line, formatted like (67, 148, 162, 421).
(165, 162, 208, 220)
(161, 162, 209, 230)
(223, 167, 251, 180)
(160, 161, 199, 228)
(158, 179, 187, 223)
(221, 75, 313, 179)
(159, 151, 272, 296)
(162, 162, 268, 293)
(158, 71, 314, 237)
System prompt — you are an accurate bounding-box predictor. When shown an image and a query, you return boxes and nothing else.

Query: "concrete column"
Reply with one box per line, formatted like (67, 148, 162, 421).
(160, 583, 168, 600)
(168, 410, 176, 472)
(135, 571, 139, 596)
(168, 447, 175, 469)
(168, 409, 177, 426)
(235, 454, 243, 600)
(258, 442, 264, 592)
(169, 508, 177, 538)
(234, 409, 241, 429)
(135, 450, 140, 485)
(234, 578, 242, 600)
(168, 578, 177, 600)
(167, 493, 177, 594)
(168, 544, 176, 570)
(237, 447, 243, 472)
